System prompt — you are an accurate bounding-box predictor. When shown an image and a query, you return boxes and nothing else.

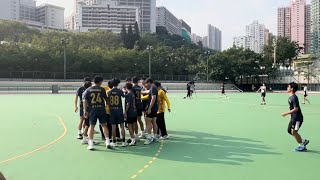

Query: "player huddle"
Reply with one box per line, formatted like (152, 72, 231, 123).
(75, 76, 171, 150)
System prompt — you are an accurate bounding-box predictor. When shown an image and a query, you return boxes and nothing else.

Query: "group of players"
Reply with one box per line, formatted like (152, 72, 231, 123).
(74, 76, 171, 150)
(257, 82, 310, 151)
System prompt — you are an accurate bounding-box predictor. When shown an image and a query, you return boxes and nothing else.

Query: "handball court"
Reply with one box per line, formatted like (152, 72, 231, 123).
(0, 93, 319, 180)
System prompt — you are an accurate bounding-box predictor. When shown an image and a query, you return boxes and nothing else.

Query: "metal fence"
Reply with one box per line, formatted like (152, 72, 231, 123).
(0, 71, 197, 82)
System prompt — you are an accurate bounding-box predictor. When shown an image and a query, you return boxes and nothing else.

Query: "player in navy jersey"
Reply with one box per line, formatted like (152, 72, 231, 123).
(74, 77, 91, 139)
(108, 78, 127, 147)
(125, 83, 138, 146)
(132, 77, 144, 138)
(281, 82, 310, 152)
(144, 78, 159, 145)
(83, 76, 111, 150)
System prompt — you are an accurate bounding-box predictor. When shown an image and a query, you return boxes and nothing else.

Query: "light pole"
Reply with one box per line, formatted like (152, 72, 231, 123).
(147, 45, 153, 78)
(272, 38, 277, 68)
(61, 38, 68, 80)
(205, 51, 211, 82)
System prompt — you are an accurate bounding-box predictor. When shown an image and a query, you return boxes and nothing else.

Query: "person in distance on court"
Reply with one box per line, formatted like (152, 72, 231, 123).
(281, 82, 309, 152)
(83, 76, 111, 150)
(124, 83, 138, 146)
(184, 82, 191, 99)
(108, 78, 127, 147)
(302, 84, 310, 104)
(221, 83, 228, 98)
(155, 82, 171, 140)
(74, 77, 92, 140)
(257, 83, 267, 105)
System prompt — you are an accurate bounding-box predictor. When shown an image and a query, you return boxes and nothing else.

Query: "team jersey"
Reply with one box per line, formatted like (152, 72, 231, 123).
(108, 88, 125, 115)
(132, 85, 143, 109)
(76, 86, 86, 108)
(125, 92, 137, 117)
(288, 94, 303, 121)
(147, 85, 159, 112)
(83, 86, 107, 111)
(158, 89, 171, 113)
(102, 85, 111, 114)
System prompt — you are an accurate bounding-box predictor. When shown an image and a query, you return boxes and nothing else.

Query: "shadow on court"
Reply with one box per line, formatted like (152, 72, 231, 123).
(107, 130, 281, 165)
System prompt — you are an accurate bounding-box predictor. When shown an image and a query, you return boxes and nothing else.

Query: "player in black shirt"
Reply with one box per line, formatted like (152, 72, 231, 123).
(281, 82, 310, 152)
(132, 77, 144, 139)
(74, 77, 91, 140)
(83, 76, 111, 150)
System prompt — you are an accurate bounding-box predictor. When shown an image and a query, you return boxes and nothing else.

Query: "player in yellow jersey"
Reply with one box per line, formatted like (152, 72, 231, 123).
(155, 82, 171, 139)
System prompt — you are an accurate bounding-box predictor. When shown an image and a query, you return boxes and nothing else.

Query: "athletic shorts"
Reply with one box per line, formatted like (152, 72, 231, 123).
(106, 114, 110, 124)
(89, 110, 107, 125)
(137, 108, 143, 117)
(289, 119, 303, 131)
(110, 113, 124, 125)
(222, 90, 225, 94)
(304, 93, 308, 97)
(127, 116, 137, 124)
(80, 108, 84, 117)
(142, 100, 148, 111)
(146, 111, 158, 119)
(261, 92, 266, 97)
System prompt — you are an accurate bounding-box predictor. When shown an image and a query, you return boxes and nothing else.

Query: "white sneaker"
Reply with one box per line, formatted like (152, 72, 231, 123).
(129, 139, 136, 146)
(87, 143, 94, 150)
(81, 138, 88, 145)
(135, 135, 140, 142)
(110, 142, 117, 147)
(144, 138, 153, 145)
(106, 141, 112, 149)
(76, 134, 83, 139)
(159, 135, 169, 140)
(121, 142, 128, 147)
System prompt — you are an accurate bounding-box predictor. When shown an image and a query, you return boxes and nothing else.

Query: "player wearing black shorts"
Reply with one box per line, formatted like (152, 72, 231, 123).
(125, 83, 138, 146)
(281, 82, 309, 152)
(257, 83, 266, 105)
(108, 78, 127, 147)
(74, 77, 91, 139)
(132, 77, 144, 137)
(303, 85, 310, 104)
(83, 76, 111, 150)
(144, 78, 159, 145)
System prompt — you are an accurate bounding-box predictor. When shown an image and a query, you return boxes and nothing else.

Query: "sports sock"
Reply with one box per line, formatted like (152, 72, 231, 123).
(78, 130, 81, 135)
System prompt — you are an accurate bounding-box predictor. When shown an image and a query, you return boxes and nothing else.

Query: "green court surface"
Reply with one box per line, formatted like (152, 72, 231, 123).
(0, 93, 319, 180)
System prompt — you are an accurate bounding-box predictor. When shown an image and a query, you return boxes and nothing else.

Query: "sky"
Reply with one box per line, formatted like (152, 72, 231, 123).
(36, 0, 312, 50)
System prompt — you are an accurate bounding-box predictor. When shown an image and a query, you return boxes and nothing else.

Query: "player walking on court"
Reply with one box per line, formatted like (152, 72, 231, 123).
(281, 82, 309, 152)
(257, 83, 267, 105)
(303, 85, 310, 104)
(144, 78, 159, 145)
(83, 76, 111, 150)
(108, 78, 127, 147)
(74, 77, 92, 139)
(221, 83, 227, 97)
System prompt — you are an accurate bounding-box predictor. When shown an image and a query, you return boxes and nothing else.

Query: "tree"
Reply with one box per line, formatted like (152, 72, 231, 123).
(134, 21, 141, 42)
(120, 24, 127, 48)
(127, 24, 135, 49)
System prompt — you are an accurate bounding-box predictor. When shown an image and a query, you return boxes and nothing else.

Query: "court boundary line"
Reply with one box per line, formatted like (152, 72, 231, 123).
(0, 115, 68, 164)
(130, 141, 164, 179)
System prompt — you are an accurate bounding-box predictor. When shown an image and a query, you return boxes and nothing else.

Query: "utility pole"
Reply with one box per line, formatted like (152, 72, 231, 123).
(147, 45, 153, 78)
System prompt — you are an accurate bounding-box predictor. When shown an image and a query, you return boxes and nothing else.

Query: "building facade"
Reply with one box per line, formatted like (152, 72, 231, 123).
(305, 4, 311, 52)
(233, 36, 247, 48)
(113, 0, 156, 33)
(156, 7, 182, 35)
(36, 4, 65, 29)
(290, 0, 306, 49)
(208, 24, 222, 51)
(278, 7, 291, 38)
(77, 4, 139, 33)
(311, 0, 320, 53)
(245, 21, 265, 53)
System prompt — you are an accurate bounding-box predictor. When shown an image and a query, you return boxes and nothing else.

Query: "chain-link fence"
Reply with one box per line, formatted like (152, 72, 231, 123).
(0, 71, 198, 82)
